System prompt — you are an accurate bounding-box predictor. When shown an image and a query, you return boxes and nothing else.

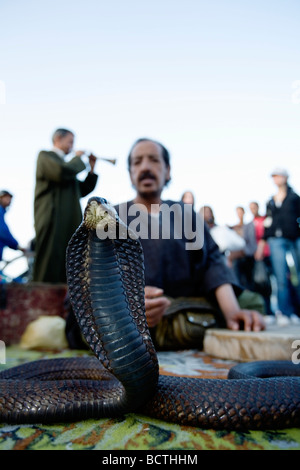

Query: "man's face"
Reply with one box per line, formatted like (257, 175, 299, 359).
(0, 195, 12, 209)
(249, 203, 258, 217)
(203, 207, 213, 223)
(236, 207, 244, 220)
(272, 174, 288, 187)
(129, 141, 170, 198)
(54, 133, 74, 154)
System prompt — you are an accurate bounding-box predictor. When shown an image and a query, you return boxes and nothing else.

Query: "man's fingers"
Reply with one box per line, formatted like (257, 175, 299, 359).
(252, 311, 266, 331)
(145, 296, 171, 328)
(145, 297, 171, 310)
(226, 310, 266, 332)
(145, 286, 164, 298)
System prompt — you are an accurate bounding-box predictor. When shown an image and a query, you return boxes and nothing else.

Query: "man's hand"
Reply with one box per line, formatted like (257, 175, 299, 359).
(225, 309, 266, 332)
(75, 150, 85, 157)
(88, 153, 97, 174)
(144, 286, 171, 328)
(215, 284, 265, 332)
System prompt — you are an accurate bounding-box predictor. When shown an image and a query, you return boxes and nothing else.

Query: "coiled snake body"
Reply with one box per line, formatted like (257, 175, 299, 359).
(0, 197, 300, 429)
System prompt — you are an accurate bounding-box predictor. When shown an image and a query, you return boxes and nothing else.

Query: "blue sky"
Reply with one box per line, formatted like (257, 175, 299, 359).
(1, 0, 300, 273)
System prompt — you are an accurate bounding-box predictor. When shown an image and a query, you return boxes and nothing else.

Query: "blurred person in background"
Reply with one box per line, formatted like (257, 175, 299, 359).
(256, 168, 300, 324)
(118, 138, 265, 338)
(228, 206, 257, 292)
(199, 205, 216, 230)
(33, 128, 98, 283)
(181, 190, 195, 209)
(0, 190, 25, 265)
(249, 201, 273, 316)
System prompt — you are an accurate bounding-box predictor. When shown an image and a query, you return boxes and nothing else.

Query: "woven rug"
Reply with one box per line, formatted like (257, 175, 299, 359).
(0, 347, 299, 451)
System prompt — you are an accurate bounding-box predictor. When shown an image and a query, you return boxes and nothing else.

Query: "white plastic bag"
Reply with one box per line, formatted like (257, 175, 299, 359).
(210, 225, 246, 253)
(20, 315, 68, 350)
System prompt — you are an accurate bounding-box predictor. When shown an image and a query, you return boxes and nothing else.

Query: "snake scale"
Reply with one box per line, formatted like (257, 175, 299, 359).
(0, 197, 300, 430)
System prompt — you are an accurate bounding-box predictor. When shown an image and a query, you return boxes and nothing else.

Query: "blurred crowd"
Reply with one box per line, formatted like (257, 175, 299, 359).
(190, 166, 300, 325)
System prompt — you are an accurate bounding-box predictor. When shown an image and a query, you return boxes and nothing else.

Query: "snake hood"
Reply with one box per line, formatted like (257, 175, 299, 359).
(66, 196, 160, 413)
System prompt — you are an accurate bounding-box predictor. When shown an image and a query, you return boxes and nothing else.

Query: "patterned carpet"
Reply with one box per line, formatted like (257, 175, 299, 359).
(0, 347, 300, 450)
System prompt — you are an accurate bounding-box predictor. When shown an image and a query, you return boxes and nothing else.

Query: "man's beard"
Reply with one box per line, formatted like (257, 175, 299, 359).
(137, 171, 160, 199)
(139, 190, 161, 200)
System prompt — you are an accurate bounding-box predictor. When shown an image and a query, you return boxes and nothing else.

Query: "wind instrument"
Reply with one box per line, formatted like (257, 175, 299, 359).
(96, 156, 117, 165)
(85, 152, 117, 165)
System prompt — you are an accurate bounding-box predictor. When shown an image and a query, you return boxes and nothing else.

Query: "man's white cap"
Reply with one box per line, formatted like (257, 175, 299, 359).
(271, 167, 289, 178)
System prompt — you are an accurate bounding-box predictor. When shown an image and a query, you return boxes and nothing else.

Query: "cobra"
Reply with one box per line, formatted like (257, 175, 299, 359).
(0, 197, 300, 430)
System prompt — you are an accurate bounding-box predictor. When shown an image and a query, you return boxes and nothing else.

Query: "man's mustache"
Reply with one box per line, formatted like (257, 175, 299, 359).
(138, 171, 156, 182)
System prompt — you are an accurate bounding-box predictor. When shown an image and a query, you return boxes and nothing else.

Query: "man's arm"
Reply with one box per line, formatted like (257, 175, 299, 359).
(215, 283, 265, 331)
(79, 154, 98, 197)
(144, 283, 265, 331)
(36, 151, 86, 183)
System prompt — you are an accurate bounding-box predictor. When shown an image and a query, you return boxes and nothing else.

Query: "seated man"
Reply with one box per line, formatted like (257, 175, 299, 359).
(114, 138, 265, 350)
(65, 138, 265, 350)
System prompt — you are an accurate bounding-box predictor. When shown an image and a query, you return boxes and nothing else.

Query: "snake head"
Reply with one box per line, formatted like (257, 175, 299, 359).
(83, 197, 137, 240)
(84, 197, 115, 230)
